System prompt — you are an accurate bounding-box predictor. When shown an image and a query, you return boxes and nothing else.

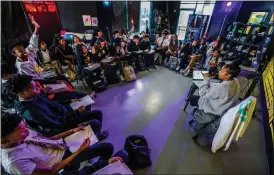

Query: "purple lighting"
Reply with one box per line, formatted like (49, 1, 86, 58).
(227, 2, 232, 7)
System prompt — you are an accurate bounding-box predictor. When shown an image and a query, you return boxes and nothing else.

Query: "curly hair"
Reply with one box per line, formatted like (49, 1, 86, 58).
(7, 74, 33, 94)
(1, 111, 22, 138)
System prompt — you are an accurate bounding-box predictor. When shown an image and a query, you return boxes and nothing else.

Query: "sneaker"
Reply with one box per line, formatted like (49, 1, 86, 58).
(183, 69, 191, 76)
(179, 69, 183, 74)
(98, 130, 109, 141)
(176, 66, 180, 71)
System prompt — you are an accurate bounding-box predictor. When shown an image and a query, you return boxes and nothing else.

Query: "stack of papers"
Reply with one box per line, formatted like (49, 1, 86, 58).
(44, 83, 68, 93)
(193, 70, 209, 80)
(64, 125, 98, 153)
(93, 161, 133, 175)
(70, 95, 95, 110)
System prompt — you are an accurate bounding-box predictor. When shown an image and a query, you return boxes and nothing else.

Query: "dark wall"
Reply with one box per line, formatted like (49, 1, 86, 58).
(168, 1, 181, 34)
(128, 1, 140, 33)
(96, 1, 113, 42)
(236, 1, 274, 23)
(56, 1, 98, 33)
(1, 1, 31, 65)
(112, 1, 126, 32)
(208, 1, 242, 40)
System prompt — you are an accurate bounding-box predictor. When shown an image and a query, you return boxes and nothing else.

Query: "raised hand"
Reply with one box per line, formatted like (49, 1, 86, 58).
(28, 14, 40, 28)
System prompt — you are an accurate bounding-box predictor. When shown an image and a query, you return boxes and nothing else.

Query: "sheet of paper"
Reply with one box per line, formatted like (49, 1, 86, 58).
(64, 125, 98, 153)
(44, 83, 68, 93)
(70, 95, 95, 110)
(193, 70, 208, 80)
(84, 63, 101, 71)
(93, 161, 133, 175)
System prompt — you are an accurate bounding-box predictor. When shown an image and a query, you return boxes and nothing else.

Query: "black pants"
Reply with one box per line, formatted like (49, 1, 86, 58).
(179, 54, 190, 69)
(65, 110, 103, 134)
(144, 53, 155, 68)
(62, 149, 129, 175)
(189, 95, 200, 107)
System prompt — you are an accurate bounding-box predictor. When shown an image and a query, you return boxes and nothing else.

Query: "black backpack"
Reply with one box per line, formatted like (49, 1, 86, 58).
(136, 55, 146, 71)
(84, 70, 107, 92)
(124, 135, 152, 170)
(104, 64, 120, 84)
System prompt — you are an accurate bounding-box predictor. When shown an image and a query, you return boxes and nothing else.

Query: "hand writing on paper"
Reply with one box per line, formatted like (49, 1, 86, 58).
(77, 105, 86, 112)
(78, 138, 90, 152)
(108, 157, 123, 164)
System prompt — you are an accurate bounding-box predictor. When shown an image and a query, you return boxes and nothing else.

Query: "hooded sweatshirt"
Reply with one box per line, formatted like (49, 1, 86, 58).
(15, 95, 79, 134)
(198, 78, 240, 116)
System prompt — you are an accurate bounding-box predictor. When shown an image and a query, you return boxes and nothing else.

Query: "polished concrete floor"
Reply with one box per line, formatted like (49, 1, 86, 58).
(74, 66, 267, 174)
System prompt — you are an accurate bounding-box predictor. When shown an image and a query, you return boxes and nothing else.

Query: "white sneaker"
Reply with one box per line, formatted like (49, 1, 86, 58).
(179, 69, 183, 74)
(176, 66, 180, 71)
(120, 75, 124, 81)
(184, 69, 191, 76)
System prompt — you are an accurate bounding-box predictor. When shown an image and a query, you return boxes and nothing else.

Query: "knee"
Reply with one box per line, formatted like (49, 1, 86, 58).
(92, 110, 103, 121)
(89, 119, 100, 131)
(101, 142, 114, 155)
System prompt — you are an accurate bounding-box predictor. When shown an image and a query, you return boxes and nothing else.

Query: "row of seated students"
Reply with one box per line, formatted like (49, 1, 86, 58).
(1, 15, 127, 175)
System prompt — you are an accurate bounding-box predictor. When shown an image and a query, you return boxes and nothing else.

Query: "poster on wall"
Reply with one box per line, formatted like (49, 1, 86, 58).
(92, 17, 98, 26)
(184, 15, 209, 42)
(82, 15, 91, 26)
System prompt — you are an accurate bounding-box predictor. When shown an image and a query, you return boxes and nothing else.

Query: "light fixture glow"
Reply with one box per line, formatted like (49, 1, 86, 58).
(227, 2, 232, 7)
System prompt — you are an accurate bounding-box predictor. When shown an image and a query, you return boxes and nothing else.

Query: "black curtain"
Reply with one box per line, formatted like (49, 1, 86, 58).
(112, 1, 126, 32)
(1, 1, 31, 65)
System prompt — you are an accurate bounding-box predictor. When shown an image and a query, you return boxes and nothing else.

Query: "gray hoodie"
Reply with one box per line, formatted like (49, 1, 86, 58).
(198, 78, 240, 116)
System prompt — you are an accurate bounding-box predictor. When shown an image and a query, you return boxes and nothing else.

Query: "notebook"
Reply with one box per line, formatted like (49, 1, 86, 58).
(193, 70, 209, 80)
(64, 125, 98, 153)
(70, 95, 95, 110)
(93, 161, 133, 175)
(44, 83, 68, 93)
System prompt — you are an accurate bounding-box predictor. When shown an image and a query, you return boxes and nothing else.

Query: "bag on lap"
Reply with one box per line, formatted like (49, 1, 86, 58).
(123, 65, 136, 82)
(168, 56, 179, 70)
(124, 135, 152, 170)
(104, 63, 120, 84)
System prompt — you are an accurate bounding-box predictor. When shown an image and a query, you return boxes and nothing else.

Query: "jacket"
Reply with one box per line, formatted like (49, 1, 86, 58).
(127, 41, 139, 52)
(15, 95, 79, 135)
(138, 40, 151, 51)
(36, 48, 57, 67)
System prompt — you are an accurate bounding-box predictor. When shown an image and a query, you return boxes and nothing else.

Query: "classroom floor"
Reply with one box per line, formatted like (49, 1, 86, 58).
(74, 66, 267, 174)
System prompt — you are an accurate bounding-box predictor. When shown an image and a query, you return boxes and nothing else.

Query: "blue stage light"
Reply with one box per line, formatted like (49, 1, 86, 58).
(103, 1, 110, 7)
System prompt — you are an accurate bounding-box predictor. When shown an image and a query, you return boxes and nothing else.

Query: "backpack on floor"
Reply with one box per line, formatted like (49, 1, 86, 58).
(136, 54, 146, 71)
(104, 63, 120, 84)
(168, 56, 179, 70)
(124, 135, 152, 170)
(123, 65, 136, 82)
(84, 71, 107, 92)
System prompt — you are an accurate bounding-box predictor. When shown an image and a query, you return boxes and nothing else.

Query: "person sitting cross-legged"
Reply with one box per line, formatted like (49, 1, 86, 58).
(7, 74, 108, 138)
(1, 112, 127, 175)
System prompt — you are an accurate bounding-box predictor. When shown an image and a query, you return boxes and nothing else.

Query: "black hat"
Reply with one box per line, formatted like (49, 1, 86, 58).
(1, 112, 22, 138)
(133, 35, 140, 39)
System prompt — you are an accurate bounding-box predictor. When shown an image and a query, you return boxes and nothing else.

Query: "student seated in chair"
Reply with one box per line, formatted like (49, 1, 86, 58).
(36, 40, 62, 75)
(127, 35, 140, 52)
(1, 64, 89, 107)
(7, 74, 108, 138)
(1, 112, 126, 175)
(189, 63, 241, 116)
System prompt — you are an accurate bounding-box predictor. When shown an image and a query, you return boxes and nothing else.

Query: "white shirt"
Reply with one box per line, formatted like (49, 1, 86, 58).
(1, 130, 65, 175)
(15, 33, 43, 80)
(41, 49, 51, 63)
(157, 37, 170, 47)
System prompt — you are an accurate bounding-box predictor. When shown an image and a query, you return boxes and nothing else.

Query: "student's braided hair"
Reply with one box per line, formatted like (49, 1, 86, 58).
(7, 74, 33, 94)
